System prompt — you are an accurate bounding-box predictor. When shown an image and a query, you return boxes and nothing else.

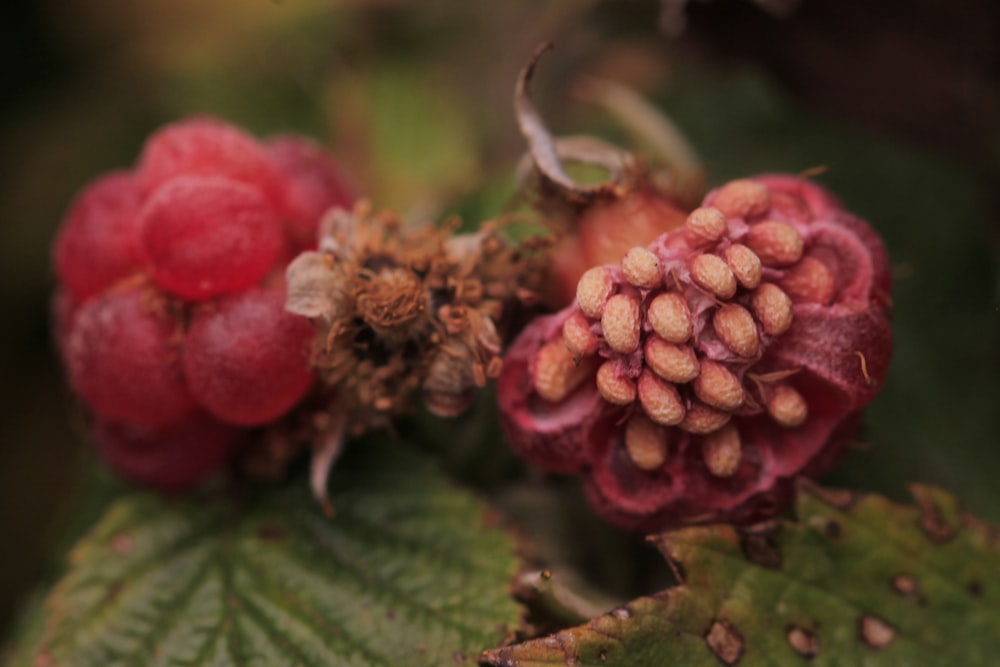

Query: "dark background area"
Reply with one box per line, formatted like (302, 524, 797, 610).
(1, 0, 997, 640)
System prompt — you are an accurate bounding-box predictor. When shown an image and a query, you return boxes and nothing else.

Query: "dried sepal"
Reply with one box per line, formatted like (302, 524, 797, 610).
(287, 202, 542, 508)
(515, 42, 633, 207)
(513, 45, 691, 308)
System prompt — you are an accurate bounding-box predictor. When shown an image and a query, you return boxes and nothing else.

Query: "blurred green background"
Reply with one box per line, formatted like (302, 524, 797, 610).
(1, 0, 997, 640)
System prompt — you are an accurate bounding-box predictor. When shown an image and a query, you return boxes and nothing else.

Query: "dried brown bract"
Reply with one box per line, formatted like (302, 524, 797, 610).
(285, 202, 543, 510)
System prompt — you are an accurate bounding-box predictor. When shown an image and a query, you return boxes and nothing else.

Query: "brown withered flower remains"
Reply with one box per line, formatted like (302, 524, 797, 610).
(285, 202, 541, 511)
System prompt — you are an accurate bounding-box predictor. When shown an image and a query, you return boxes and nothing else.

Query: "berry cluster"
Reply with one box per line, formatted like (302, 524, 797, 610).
(497, 175, 892, 532)
(53, 117, 354, 490)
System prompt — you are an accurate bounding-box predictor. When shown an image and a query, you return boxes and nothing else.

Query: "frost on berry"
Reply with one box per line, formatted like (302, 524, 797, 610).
(139, 176, 283, 300)
(497, 174, 892, 532)
(53, 171, 144, 301)
(66, 283, 196, 428)
(183, 288, 315, 426)
(285, 204, 543, 508)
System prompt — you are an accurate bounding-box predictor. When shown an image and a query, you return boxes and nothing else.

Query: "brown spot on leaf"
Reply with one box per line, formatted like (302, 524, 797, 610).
(891, 574, 918, 596)
(823, 520, 842, 539)
(739, 522, 783, 569)
(917, 503, 957, 543)
(786, 625, 819, 658)
(705, 619, 745, 665)
(481, 506, 505, 530)
(106, 581, 125, 604)
(111, 533, 133, 555)
(858, 614, 895, 650)
(823, 519, 844, 540)
(968, 580, 983, 598)
(257, 523, 286, 542)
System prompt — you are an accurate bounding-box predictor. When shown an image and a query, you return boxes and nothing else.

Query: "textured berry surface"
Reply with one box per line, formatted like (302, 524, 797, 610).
(94, 413, 238, 491)
(498, 175, 893, 532)
(136, 116, 280, 199)
(139, 176, 283, 300)
(266, 135, 355, 249)
(52, 115, 352, 490)
(66, 284, 196, 428)
(53, 171, 144, 301)
(183, 289, 314, 426)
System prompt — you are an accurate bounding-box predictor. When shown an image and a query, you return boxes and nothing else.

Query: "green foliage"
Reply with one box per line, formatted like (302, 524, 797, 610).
(482, 484, 999, 666)
(4, 440, 522, 667)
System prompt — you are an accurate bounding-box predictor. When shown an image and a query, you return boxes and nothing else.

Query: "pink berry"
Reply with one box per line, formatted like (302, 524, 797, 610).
(183, 288, 314, 426)
(66, 284, 197, 428)
(53, 171, 144, 301)
(498, 175, 893, 532)
(139, 176, 283, 300)
(136, 116, 280, 200)
(94, 412, 239, 491)
(266, 135, 356, 249)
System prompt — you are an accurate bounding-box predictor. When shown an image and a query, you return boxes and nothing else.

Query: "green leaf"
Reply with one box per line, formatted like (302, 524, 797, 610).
(481, 484, 999, 666)
(5, 439, 522, 667)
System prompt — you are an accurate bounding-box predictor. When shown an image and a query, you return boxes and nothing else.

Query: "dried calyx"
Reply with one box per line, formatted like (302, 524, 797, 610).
(286, 202, 541, 512)
(497, 174, 892, 532)
(514, 43, 698, 308)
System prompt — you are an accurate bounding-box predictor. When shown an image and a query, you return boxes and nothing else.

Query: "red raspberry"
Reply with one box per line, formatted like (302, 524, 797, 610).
(497, 175, 892, 532)
(137, 116, 280, 200)
(94, 413, 239, 491)
(265, 135, 356, 249)
(52, 171, 144, 301)
(138, 176, 283, 300)
(53, 115, 353, 491)
(65, 284, 196, 428)
(183, 289, 315, 426)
